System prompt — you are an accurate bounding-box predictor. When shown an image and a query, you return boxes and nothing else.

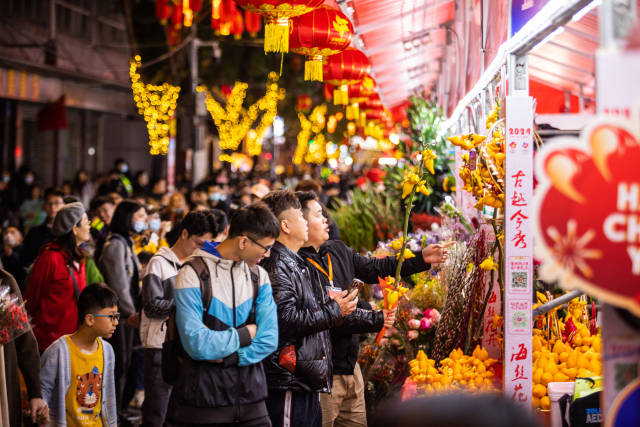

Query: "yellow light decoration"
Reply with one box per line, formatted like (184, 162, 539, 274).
(305, 133, 327, 164)
(294, 104, 326, 165)
(246, 78, 286, 156)
(129, 56, 180, 155)
(198, 72, 284, 152)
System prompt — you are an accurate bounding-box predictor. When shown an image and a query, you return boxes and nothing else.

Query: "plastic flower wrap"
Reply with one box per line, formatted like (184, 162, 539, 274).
(375, 276, 409, 344)
(0, 286, 31, 344)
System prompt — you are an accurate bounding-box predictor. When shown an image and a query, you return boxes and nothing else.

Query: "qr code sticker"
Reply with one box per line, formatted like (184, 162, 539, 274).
(511, 271, 527, 289)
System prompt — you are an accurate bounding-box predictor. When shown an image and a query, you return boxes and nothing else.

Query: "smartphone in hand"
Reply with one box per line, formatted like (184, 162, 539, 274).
(348, 279, 364, 295)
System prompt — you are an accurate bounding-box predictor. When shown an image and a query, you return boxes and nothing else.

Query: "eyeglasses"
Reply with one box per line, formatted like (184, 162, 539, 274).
(246, 235, 272, 254)
(91, 313, 120, 322)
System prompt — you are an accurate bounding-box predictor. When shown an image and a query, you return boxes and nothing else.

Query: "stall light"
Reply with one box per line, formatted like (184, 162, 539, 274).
(533, 27, 564, 50)
(344, 156, 353, 166)
(273, 115, 285, 137)
(378, 157, 398, 166)
(328, 158, 338, 169)
(442, 0, 595, 132)
(88, 147, 96, 156)
(389, 133, 400, 144)
(572, 0, 601, 22)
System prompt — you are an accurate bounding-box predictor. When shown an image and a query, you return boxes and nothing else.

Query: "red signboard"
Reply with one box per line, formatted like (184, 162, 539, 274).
(534, 116, 640, 316)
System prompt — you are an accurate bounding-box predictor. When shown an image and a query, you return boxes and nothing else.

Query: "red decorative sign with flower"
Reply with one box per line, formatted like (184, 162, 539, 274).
(534, 117, 640, 316)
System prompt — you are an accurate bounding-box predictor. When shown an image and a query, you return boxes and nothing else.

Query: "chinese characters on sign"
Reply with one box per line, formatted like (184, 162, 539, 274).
(504, 95, 533, 409)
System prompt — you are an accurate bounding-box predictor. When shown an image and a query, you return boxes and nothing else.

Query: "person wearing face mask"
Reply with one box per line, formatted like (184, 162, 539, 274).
(2, 226, 26, 289)
(24, 202, 92, 351)
(20, 187, 66, 270)
(139, 211, 216, 426)
(134, 210, 169, 255)
(98, 200, 147, 416)
(113, 158, 133, 197)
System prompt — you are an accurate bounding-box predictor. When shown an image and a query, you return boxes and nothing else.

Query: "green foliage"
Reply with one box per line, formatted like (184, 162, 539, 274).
(330, 188, 403, 253)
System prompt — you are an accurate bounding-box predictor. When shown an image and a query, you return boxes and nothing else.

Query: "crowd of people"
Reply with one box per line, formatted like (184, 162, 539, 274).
(0, 158, 533, 427)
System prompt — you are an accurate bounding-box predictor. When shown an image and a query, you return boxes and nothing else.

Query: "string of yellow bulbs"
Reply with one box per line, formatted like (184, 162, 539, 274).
(198, 72, 284, 152)
(294, 104, 327, 165)
(129, 56, 180, 155)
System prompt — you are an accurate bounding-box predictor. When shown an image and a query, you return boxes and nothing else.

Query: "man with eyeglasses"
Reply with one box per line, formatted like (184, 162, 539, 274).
(20, 187, 65, 271)
(260, 190, 357, 427)
(168, 202, 280, 426)
(139, 211, 216, 427)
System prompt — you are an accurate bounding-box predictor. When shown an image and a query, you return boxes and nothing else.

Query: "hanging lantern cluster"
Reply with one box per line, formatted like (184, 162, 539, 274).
(236, 0, 324, 53)
(294, 104, 326, 165)
(324, 47, 370, 105)
(289, 5, 354, 81)
(129, 56, 181, 155)
(198, 72, 285, 151)
(212, 0, 262, 38)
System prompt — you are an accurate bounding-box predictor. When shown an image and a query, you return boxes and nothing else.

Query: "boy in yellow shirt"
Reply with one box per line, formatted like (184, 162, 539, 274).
(40, 284, 119, 426)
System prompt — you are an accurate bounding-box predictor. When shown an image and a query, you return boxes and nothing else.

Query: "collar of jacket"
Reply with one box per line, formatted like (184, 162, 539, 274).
(271, 241, 307, 270)
(189, 248, 246, 272)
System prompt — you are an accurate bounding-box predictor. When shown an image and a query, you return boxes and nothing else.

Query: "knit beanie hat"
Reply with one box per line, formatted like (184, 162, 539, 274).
(52, 202, 85, 237)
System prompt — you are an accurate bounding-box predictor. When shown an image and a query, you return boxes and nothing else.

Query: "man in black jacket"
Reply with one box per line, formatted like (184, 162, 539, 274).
(296, 191, 450, 427)
(261, 190, 358, 427)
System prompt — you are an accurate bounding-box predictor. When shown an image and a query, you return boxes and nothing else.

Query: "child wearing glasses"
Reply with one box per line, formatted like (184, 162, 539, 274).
(40, 283, 119, 427)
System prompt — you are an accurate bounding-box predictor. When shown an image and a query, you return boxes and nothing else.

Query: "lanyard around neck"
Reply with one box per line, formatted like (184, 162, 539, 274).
(306, 253, 333, 287)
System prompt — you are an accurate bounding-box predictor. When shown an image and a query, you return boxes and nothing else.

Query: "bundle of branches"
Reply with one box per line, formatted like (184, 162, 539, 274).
(431, 230, 488, 362)
(331, 188, 402, 253)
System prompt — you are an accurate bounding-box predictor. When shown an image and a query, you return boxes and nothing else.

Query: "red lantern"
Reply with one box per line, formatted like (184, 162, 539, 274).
(236, 0, 324, 53)
(348, 75, 377, 103)
(296, 94, 312, 112)
(360, 94, 383, 110)
(171, 4, 183, 29)
(289, 5, 354, 81)
(212, 0, 237, 35)
(189, 0, 202, 12)
(231, 8, 245, 39)
(156, 0, 172, 23)
(245, 10, 262, 36)
(324, 47, 370, 104)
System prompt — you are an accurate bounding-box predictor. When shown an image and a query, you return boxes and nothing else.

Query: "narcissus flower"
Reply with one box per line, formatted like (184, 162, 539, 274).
(422, 149, 437, 174)
(480, 255, 499, 271)
(397, 248, 416, 260)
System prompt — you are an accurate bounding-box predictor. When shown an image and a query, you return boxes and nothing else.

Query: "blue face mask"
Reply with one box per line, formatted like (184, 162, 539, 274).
(209, 193, 225, 202)
(149, 218, 162, 232)
(133, 220, 148, 234)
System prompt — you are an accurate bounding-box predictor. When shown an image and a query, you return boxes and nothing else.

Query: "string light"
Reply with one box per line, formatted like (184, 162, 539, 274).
(247, 75, 286, 155)
(198, 72, 284, 152)
(129, 56, 180, 155)
(294, 104, 327, 165)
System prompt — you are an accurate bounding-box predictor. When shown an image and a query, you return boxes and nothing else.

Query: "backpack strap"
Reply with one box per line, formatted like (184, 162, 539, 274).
(68, 264, 80, 301)
(184, 256, 212, 321)
(248, 265, 260, 323)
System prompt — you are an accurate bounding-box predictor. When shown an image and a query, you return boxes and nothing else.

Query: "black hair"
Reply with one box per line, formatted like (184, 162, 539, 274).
(228, 202, 279, 240)
(137, 251, 154, 266)
(43, 187, 65, 201)
(179, 210, 217, 237)
(194, 183, 209, 193)
(262, 189, 302, 219)
(90, 195, 115, 212)
(210, 208, 228, 236)
(109, 200, 143, 237)
(63, 195, 80, 204)
(294, 191, 319, 214)
(77, 283, 119, 325)
(54, 213, 87, 262)
(295, 179, 322, 195)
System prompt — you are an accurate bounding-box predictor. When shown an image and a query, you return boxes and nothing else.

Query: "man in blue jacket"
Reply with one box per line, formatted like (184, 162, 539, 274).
(169, 202, 280, 426)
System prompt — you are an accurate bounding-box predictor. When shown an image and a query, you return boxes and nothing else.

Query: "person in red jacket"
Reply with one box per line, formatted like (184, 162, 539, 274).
(25, 202, 92, 351)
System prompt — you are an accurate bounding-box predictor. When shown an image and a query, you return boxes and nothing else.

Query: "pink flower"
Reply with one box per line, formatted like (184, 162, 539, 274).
(420, 317, 432, 330)
(407, 319, 421, 329)
(407, 330, 419, 340)
(423, 308, 441, 323)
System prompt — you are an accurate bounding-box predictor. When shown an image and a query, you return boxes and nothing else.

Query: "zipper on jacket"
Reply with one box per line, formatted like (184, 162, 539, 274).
(231, 262, 237, 327)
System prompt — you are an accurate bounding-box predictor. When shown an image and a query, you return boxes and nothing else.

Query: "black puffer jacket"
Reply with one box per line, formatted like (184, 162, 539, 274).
(299, 240, 430, 375)
(261, 241, 343, 393)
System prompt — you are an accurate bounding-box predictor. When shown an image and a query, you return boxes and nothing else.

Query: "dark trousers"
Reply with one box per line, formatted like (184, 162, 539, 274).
(142, 348, 172, 426)
(266, 390, 321, 427)
(169, 417, 271, 427)
(108, 322, 136, 412)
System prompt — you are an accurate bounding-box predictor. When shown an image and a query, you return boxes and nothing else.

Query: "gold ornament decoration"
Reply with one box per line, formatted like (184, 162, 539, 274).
(294, 104, 326, 165)
(129, 56, 181, 155)
(198, 72, 284, 152)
